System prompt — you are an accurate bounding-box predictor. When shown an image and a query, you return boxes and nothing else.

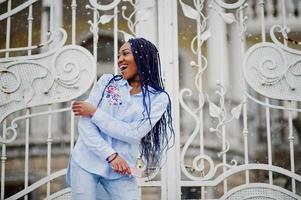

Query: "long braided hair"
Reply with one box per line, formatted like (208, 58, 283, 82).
(128, 38, 175, 172)
(98, 38, 174, 173)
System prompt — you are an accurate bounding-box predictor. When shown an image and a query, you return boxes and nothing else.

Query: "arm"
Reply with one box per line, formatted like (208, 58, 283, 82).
(76, 74, 116, 160)
(73, 74, 132, 174)
(91, 92, 169, 144)
(79, 118, 131, 175)
(78, 116, 116, 160)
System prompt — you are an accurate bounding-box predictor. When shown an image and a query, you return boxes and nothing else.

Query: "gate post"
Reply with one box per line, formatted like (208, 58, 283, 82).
(135, 0, 180, 198)
(158, 0, 181, 199)
(135, 0, 158, 43)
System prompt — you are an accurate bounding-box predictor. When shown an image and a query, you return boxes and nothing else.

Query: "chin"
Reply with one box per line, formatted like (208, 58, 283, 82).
(121, 74, 130, 80)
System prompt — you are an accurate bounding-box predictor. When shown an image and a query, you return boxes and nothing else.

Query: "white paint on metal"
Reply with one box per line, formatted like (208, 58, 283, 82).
(0, 0, 38, 21)
(0, 43, 96, 125)
(220, 183, 301, 200)
(89, 0, 121, 11)
(1, 0, 301, 199)
(6, 169, 67, 200)
(158, 0, 181, 199)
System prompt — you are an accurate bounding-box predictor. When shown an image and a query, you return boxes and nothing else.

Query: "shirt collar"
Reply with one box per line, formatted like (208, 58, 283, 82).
(118, 78, 158, 96)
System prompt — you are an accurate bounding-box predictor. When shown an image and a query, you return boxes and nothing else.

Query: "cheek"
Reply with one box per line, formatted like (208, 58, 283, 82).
(128, 63, 138, 73)
(128, 56, 137, 70)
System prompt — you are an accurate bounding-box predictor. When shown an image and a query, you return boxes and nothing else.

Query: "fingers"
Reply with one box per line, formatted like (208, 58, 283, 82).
(121, 163, 131, 175)
(72, 101, 82, 109)
(120, 162, 131, 175)
(71, 101, 84, 116)
(114, 163, 128, 174)
(73, 109, 83, 116)
(111, 157, 131, 175)
(126, 166, 131, 175)
(72, 106, 83, 116)
(71, 101, 96, 117)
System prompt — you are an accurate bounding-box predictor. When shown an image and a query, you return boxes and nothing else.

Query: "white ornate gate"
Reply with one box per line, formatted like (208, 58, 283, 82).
(1, 0, 301, 199)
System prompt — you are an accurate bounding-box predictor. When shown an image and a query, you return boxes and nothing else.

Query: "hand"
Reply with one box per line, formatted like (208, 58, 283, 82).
(109, 155, 131, 176)
(72, 101, 97, 117)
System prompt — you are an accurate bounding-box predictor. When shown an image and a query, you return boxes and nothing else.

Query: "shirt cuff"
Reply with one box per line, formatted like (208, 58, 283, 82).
(101, 148, 116, 161)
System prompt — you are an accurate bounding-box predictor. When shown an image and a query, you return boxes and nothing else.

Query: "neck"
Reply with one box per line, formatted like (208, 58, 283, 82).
(129, 79, 141, 95)
(129, 79, 141, 89)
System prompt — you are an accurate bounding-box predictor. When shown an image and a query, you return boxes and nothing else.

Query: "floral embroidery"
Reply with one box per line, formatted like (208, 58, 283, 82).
(105, 83, 122, 106)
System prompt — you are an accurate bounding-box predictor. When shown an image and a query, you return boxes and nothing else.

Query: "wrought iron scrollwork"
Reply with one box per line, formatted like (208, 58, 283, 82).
(0, 29, 96, 143)
(244, 25, 301, 102)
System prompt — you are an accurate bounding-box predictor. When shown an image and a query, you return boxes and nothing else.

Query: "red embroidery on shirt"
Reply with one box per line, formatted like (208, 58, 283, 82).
(105, 84, 122, 106)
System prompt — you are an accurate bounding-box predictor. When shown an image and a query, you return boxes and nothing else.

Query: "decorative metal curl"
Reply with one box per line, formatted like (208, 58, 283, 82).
(120, 0, 155, 37)
(214, 0, 246, 9)
(1, 123, 18, 144)
(179, 0, 210, 181)
(0, 107, 71, 144)
(243, 89, 301, 113)
(207, 82, 243, 157)
(179, 89, 203, 180)
(249, 44, 287, 87)
(182, 153, 237, 181)
(190, 56, 208, 94)
(86, 5, 100, 42)
(0, 44, 96, 124)
(209, 2, 248, 40)
(86, 0, 154, 41)
(0, 67, 21, 94)
(120, 4, 137, 36)
(180, 0, 208, 32)
(244, 41, 301, 101)
(179, 60, 207, 180)
(0, 29, 61, 55)
(0, 29, 67, 63)
(88, 0, 121, 11)
(51, 46, 90, 90)
(270, 25, 301, 55)
(0, 62, 51, 109)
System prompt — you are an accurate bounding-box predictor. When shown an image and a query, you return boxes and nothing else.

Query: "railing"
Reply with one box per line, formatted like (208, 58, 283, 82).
(246, 0, 301, 33)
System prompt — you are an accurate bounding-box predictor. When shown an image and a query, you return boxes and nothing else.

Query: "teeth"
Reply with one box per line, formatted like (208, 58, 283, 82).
(120, 65, 128, 71)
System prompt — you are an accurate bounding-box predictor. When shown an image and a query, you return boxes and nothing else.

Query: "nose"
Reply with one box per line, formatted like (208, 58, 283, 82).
(118, 55, 124, 65)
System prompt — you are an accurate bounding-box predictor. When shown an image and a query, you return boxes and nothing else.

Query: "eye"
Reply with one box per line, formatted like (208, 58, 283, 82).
(118, 50, 131, 59)
(123, 51, 130, 56)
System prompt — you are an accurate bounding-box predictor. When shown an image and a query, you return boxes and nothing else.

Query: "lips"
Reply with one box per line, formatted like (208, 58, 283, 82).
(119, 65, 128, 72)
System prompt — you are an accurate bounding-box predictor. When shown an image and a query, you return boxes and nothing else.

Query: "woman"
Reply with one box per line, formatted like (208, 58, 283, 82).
(66, 38, 174, 199)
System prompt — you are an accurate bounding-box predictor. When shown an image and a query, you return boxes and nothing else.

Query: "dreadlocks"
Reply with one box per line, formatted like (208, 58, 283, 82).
(128, 38, 175, 173)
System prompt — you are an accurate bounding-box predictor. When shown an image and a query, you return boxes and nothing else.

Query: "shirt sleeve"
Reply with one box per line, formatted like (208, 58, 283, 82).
(77, 74, 116, 160)
(91, 92, 169, 144)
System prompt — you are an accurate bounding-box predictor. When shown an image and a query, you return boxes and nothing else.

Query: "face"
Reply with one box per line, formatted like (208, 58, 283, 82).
(118, 42, 139, 81)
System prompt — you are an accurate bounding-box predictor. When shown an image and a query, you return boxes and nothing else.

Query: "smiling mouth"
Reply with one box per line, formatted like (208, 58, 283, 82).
(120, 65, 128, 72)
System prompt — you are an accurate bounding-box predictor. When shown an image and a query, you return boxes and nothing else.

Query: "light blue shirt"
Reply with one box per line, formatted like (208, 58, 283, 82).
(71, 74, 169, 179)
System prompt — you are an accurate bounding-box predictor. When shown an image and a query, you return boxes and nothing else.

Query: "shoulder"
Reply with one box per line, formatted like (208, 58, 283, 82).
(97, 74, 127, 87)
(153, 90, 170, 106)
(97, 74, 114, 83)
(146, 91, 170, 113)
(97, 74, 114, 86)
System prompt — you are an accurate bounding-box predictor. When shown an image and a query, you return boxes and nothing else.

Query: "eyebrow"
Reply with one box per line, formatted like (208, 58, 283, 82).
(119, 48, 131, 54)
